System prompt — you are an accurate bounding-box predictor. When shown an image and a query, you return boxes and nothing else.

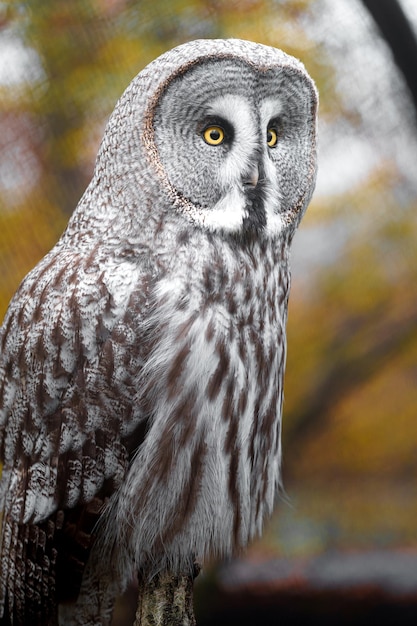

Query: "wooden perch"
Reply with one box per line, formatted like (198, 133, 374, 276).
(134, 566, 200, 626)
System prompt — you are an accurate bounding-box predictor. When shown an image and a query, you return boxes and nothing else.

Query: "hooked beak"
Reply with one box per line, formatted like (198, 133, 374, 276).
(244, 165, 259, 188)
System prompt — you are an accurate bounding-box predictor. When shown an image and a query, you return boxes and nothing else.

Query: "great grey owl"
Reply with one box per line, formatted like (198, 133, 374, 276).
(0, 39, 318, 625)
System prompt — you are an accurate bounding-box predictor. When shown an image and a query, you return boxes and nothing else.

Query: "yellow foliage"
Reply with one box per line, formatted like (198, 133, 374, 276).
(0, 196, 66, 317)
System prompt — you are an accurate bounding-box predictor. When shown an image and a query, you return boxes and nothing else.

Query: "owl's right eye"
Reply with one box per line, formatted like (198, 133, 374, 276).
(203, 126, 225, 146)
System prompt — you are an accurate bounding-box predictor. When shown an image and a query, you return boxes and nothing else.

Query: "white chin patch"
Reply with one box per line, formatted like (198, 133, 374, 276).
(265, 192, 285, 236)
(263, 154, 284, 236)
(195, 187, 247, 232)
(265, 208, 285, 235)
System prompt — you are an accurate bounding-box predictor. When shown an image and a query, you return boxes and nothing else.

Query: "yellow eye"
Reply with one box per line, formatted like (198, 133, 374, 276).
(267, 127, 278, 147)
(203, 126, 225, 146)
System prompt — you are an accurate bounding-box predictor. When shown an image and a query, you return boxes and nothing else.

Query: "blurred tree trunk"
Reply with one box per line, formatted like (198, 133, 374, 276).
(362, 0, 417, 115)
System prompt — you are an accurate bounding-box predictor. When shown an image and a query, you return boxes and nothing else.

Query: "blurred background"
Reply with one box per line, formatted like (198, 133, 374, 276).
(1, 0, 416, 623)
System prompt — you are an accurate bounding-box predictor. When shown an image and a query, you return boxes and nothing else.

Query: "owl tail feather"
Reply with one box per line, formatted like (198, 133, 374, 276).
(0, 497, 108, 625)
(0, 514, 59, 625)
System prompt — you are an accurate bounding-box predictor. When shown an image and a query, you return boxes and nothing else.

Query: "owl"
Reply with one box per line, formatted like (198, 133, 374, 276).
(0, 39, 317, 625)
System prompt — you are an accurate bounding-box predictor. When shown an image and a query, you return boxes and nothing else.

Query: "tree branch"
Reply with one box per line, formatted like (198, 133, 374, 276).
(362, 0, 417, 114)
(284, 307, 417, 459)
(134, 567, 200, 626)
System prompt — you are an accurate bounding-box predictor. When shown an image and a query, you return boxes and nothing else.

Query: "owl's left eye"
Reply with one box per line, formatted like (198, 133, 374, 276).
(267, 127, 278, 148)
(203, 126, 225, 146)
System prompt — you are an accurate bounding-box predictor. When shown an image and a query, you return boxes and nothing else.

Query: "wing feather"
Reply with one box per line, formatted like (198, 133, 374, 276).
(0, 246, 149, 622)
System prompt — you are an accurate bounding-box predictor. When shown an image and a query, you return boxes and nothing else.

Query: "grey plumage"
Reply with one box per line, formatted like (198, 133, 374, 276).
(0, 38, 318, 625)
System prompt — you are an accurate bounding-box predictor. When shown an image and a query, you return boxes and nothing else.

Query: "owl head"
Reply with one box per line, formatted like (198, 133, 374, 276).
(71, 39, 318, 243)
